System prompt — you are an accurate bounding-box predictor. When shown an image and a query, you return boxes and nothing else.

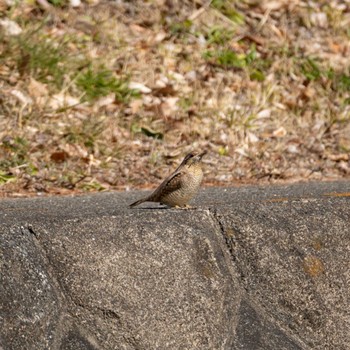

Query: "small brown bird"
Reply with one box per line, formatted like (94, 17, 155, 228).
(129, 151, 206, 208)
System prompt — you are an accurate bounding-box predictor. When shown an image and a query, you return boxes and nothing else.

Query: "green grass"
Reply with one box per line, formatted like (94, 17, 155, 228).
(300, 58, 323, 81)
(169, 19, 193, 36)
(203, 45, 269, 81)
(0, 136, 30, 168)
(0, 135, 39, 185)
(211, 0, 245, 24)
(16, 29, 70, 87)
(0, 171, 16, 185)
(203, 49, 245, 68)
(178, 96, 194, 111)
(1, 1, 349, 196)
(81, 180, 106, 191)
(63, 117, 106, 151)
(249, 69, 265, 82)
(299, 57, 350, 98)
(76, 65, 140, 102)
(206, 26, 235, 45)
(47, 0, 68, 7)
(0, 21, 138, 104)
(338, 73, 350, 91)
(0, 23, 78, 90)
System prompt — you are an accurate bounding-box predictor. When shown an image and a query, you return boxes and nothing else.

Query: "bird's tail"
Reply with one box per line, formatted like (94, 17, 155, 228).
(129, 197, 148, 208)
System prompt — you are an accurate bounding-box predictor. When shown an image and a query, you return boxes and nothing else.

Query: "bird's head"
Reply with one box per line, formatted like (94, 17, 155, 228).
(181, 151, 207, 168)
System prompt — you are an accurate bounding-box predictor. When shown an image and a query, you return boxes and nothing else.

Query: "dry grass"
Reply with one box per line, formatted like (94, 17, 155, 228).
(0, 0, 350, 197)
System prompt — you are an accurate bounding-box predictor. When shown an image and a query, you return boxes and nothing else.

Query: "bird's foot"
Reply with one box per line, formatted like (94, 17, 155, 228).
(174, 204, 197, 210)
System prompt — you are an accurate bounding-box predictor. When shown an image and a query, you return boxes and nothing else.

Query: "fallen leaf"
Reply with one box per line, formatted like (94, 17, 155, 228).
(50, 151, 69, 163)
(10, 89, 33, 105)
(48, 93, 80, 109)
(154, 30, 167, 43)
(129, 99, 143, 114)
(337, 161, 350, 174)
(273, 127, 287, 138)
(257, 109, 271, 119)
(287, 144, 299, 154)
(246, 131, 259, 143)
(327, 154, 349, 161)
(95, 94, 115, 108)
(153, 84, 177, 96)
(128, 82, 152, 94)
(28, 78, 49, 107)
(310, 12, 328, 28)
(70, 0, 81, 7)
(160, 97, 179, 117)
(235, 146, 249, 158)
(0, 18, 22, 36)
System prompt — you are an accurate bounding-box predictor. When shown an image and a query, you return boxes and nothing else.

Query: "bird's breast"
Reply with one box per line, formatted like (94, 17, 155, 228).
(159, 167, 203, 207)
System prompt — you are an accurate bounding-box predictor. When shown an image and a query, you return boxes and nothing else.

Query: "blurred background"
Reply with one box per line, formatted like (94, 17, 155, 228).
(0, 0, 349, 197)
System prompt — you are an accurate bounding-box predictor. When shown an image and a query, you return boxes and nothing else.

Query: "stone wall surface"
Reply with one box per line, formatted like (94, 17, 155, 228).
(1, 181, 349, 349)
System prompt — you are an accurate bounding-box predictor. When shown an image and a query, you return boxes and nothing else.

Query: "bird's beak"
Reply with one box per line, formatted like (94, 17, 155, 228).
(198, 151, 207, 160)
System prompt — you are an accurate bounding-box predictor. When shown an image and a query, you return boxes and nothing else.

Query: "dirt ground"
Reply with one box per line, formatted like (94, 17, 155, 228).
(1, 0, 349, 198)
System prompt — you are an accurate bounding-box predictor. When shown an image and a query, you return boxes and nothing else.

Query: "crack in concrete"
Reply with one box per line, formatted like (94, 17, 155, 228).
(24, 224, 141, 349)
(19, 224, 70, 350)
(207, 208, 237, 262)
(206, 208, 254, 295)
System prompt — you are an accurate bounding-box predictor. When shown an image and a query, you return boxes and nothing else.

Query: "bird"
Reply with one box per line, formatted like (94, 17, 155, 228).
(129, 151, 206, 208)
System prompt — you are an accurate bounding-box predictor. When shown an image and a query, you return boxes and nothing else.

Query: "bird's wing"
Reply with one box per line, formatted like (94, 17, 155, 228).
(150, 171, 184, 200)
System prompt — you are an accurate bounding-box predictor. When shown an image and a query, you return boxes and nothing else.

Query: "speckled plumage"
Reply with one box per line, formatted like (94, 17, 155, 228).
(129, 152, 206, 208)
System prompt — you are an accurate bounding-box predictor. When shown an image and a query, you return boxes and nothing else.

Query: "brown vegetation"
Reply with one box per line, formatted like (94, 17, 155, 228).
(1, 0, 349, 197)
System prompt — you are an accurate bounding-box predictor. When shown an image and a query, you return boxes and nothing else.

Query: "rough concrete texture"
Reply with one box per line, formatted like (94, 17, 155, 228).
(1, 181, 349, 349)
